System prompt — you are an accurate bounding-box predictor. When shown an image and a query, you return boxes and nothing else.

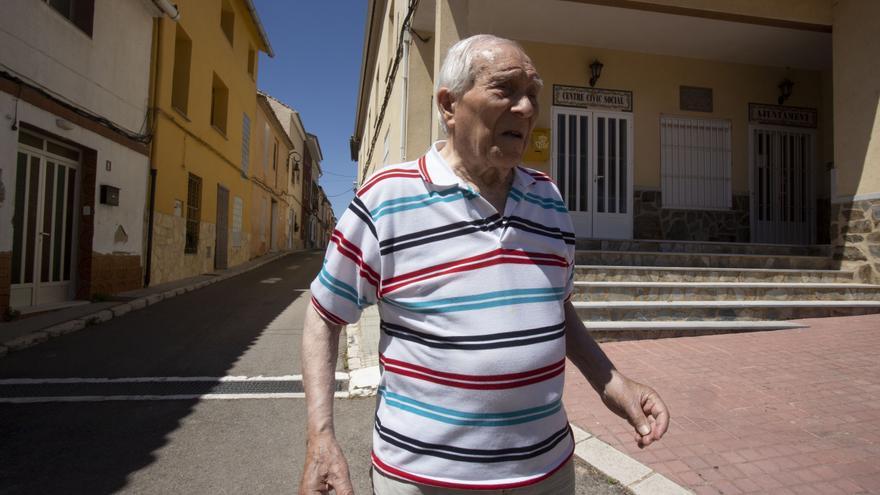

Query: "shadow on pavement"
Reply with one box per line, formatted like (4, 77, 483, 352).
(0, 251, 324, 494)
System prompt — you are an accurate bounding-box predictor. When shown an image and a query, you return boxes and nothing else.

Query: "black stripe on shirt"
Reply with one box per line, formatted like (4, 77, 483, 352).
(381, 321, 566, 350)
(375, 418, 571, 463)
(348, 197, 378, 239)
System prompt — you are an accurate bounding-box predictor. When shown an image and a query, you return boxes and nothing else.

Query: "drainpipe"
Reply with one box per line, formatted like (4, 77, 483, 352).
(152, 0, 180, 20)
(144, 169, 157, 286)
(399, 29, 411, 162)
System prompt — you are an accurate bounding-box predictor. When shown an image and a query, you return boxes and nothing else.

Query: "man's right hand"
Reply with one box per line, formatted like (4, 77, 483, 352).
(299, 432, 355, 495)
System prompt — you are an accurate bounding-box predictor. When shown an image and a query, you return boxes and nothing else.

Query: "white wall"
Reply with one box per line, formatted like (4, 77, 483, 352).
(0, 95, 149, 257)
(0, 0, 156, 133)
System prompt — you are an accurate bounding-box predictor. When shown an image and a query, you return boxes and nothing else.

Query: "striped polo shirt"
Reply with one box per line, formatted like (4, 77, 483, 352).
(310, 142, 576, 490)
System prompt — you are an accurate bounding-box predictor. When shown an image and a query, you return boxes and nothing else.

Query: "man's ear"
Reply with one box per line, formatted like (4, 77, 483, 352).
(437, 87, 455, 130)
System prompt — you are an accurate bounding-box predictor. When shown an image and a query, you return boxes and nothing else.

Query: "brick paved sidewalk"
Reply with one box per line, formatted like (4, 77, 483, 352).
(563, 313, 880, 495)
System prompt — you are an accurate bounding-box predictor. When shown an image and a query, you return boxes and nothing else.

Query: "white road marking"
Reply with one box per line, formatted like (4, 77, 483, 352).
(0, 373, 349, 385)
(260, 277, 283, 284)
(0, 392, 349, 404)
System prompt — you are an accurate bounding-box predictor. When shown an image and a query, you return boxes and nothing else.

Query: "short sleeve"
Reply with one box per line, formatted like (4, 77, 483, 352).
(309, 196, 380, 325)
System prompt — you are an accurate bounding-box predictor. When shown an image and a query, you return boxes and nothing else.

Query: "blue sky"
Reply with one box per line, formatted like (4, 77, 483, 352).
(254, 0, 367, 220)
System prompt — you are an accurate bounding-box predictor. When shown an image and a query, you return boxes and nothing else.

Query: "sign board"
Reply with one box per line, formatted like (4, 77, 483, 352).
(749, 103, 817, 128)
(553, 85, 633, 112)
(680, 86, 713, 113)
(523, 128, 550, 163)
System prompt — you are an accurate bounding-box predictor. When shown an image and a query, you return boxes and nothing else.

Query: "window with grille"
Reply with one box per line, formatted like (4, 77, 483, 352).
(44, 0, 94, 36)
(185, 174, 202, 253)
(231, 196, 243, 247)
(660, 116, 731, 210)
(241, 114, 250, 175)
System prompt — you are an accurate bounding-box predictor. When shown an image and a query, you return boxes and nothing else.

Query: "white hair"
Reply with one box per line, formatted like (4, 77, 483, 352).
(435, 34, 523, 135)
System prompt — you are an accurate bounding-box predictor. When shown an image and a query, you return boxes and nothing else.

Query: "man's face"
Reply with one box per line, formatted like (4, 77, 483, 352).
(446, 43, 541, 171)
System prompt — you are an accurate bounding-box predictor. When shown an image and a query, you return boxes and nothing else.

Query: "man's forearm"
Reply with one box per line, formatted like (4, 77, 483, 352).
(302, 303, 344, 436)
(564, 301, 618, 396)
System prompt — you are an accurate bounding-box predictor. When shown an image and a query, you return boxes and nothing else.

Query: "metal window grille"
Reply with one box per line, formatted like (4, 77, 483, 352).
(185, 174, 202, 253)
(241, 114, 250, 175)
(231, 196, 243, 247)
(660, 116, 731, 210)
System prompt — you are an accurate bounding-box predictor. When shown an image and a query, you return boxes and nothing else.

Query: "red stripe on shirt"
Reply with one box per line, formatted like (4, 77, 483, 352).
(381, 355, 565, 383)
(418, 155, 432, 183)
(311, 297, 347, 325)
(380, 249, 567, 296)
(330, 230, 380, 287)
(357, 168, 422, 197)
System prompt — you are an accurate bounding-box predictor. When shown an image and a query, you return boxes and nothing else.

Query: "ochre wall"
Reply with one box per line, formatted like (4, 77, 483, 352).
(832, 0, 880, 199)
(634, 0, 832, 25)
(150, 0, 264, 283)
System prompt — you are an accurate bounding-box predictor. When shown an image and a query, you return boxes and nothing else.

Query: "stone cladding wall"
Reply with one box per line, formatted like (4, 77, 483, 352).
(633, 189, 750, 242)
(831, 198, 880, 283)
(150, 212, 251, 286)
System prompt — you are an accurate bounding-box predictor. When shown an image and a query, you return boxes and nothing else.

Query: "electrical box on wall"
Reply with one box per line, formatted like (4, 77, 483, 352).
(100, 185, 120, 206)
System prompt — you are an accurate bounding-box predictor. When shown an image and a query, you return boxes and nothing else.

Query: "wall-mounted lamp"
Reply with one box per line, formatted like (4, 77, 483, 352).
(56, 118, 75, 131)
(589, 60, 604, 88)
(777, 79, 794, 105)
(288, 150, 302, 171)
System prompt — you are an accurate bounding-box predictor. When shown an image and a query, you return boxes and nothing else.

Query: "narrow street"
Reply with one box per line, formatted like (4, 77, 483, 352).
(0, 251, 375, 494)
(0, 250, 629, 495)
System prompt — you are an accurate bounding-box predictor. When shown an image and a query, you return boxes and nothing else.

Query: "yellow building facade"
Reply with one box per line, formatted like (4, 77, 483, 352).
(147, 0, 273, 285)
(251, 94, 295, 256)
(352, 0, 880, 282)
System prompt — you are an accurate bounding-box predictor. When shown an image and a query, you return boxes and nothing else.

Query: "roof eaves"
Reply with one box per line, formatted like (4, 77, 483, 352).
(243, 0, 274, 57)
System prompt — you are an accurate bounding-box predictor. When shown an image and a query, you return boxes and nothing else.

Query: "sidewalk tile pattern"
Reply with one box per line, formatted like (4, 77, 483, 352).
(563, 314, 880, 494)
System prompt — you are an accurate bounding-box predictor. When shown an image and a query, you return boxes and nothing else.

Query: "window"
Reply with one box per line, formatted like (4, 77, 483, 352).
(185, 174, 202, 253)
(263, 123, 270, 174)
(241, 113, 251, 175)
(45, 0, 94, 36)
(660, 116, 732, 210)
(231, 196, 243, 247)
(220, 0, 235, 46)
(210, 73, 229, 134)
(171, 25, 192, 115)
(247, 46, 256, 79)
(272, 140, 278, 171)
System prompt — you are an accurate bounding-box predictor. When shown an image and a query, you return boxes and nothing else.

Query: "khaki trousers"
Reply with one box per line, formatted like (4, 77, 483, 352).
(371, 459, 575, 495)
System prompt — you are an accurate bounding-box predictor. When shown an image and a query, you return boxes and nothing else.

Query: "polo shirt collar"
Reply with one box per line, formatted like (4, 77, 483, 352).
(423, 141, 538, 190)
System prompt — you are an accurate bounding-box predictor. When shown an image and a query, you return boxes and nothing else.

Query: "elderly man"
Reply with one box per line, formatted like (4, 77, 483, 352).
(300, 35, 668, 494)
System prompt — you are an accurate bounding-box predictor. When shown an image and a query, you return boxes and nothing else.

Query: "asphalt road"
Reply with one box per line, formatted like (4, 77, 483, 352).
(0, 250, 629, 495)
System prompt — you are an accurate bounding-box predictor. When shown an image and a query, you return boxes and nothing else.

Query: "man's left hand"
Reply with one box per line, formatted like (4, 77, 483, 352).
(601, 374, 669, 448)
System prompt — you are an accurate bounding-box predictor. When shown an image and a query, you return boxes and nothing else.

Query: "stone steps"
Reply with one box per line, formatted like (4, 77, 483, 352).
(574, 265, 856, 283)
(575, 239, 830, 257)
(571, 281, 880, 302)
(574, 250, 833, 270)
(581, 320, 808, 342)
(572, 300, 880, 322)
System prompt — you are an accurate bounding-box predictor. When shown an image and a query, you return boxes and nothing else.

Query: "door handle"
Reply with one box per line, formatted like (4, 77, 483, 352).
(39, 232, 51, 237)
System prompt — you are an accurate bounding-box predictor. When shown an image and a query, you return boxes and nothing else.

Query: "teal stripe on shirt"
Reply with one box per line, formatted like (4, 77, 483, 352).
(372, 188, 475, 220)
(318, 266, 367, 308)
(379, 388, 562, 427)
(509, 188, 567, 212)
(384, 287, 565, 314)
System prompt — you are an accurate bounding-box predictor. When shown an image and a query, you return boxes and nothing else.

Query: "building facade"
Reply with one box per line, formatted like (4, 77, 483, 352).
(147, 0, 273, 285)
(302, 133, 323, 249)
(0, 0, 163, 314)
(263, 93, 309, 252)
(251, 93, 294, 256)
(351, 0, 880, 282)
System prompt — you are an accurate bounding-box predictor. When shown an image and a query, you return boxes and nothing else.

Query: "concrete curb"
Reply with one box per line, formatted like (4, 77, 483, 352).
(0, 251, 292, 358)
(569, 424, 693, 495)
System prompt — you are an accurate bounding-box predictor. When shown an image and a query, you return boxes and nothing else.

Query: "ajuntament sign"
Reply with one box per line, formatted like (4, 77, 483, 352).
(749, 103, 817, 128)
(553, 85, 633, 112)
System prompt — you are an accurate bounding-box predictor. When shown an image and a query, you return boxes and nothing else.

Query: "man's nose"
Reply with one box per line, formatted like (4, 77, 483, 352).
(511, 94, 536, 118)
